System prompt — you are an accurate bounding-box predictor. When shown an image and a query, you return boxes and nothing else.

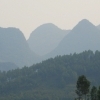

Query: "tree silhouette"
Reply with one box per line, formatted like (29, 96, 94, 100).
(90, 86, 97, 100)
(97, 86, 100, 100)
(76, 75, 90, 100)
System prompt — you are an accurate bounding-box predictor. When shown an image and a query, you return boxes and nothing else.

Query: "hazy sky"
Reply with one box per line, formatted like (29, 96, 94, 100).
(0, 0, 100, 39)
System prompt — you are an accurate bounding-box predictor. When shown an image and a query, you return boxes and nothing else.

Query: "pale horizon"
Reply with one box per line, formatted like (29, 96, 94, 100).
(0, 0, 100, 39)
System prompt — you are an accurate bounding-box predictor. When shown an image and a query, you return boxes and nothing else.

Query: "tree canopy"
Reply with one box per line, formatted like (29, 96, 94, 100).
(0, 50, 100, 99)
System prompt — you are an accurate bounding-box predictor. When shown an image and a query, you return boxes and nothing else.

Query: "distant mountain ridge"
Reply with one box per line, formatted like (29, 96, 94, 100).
(0, 19, 99, 70)
(0, 27, 39, 68)
(44, 19, 100, 59)
(28, 23, 70, 56)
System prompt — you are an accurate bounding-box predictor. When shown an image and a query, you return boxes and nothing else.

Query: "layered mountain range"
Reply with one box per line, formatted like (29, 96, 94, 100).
(0, 19, 100, 99)
(0, 19, 100, 71)
(44, 19, 100, 59)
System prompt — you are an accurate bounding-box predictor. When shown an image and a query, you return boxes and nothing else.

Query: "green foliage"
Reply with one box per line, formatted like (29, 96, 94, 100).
(90, 86, 97, 100)
(97, 86, 100, 100)
(76, 75, 90, 100)
(0, 50, 100, 99)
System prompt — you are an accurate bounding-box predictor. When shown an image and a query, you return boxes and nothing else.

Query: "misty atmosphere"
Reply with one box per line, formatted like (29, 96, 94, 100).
(0, 0, 100, 100)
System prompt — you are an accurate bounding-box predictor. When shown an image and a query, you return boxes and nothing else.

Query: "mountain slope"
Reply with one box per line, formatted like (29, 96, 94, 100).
(27, 23, 70, 56)
(0, 62, 18, 71)
(97, 24, 100, 30)
(0, 27, 39, 67)
(45, 19, 100, 58)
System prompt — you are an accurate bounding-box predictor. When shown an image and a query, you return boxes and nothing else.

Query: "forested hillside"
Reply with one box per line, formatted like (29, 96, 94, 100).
(0, 50, 100, 100)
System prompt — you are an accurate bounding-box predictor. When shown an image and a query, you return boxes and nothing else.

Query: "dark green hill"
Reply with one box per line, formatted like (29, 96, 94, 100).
(0, 50, 100, 99)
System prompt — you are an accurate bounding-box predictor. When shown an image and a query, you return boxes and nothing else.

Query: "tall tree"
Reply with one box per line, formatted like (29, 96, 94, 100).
(90, 86, 97, 100)
(76, 75, 90, 100)
(97, 86, 100, 100)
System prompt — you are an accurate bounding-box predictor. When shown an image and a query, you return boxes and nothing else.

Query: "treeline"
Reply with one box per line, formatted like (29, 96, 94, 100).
(0, 50, 100, 99)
